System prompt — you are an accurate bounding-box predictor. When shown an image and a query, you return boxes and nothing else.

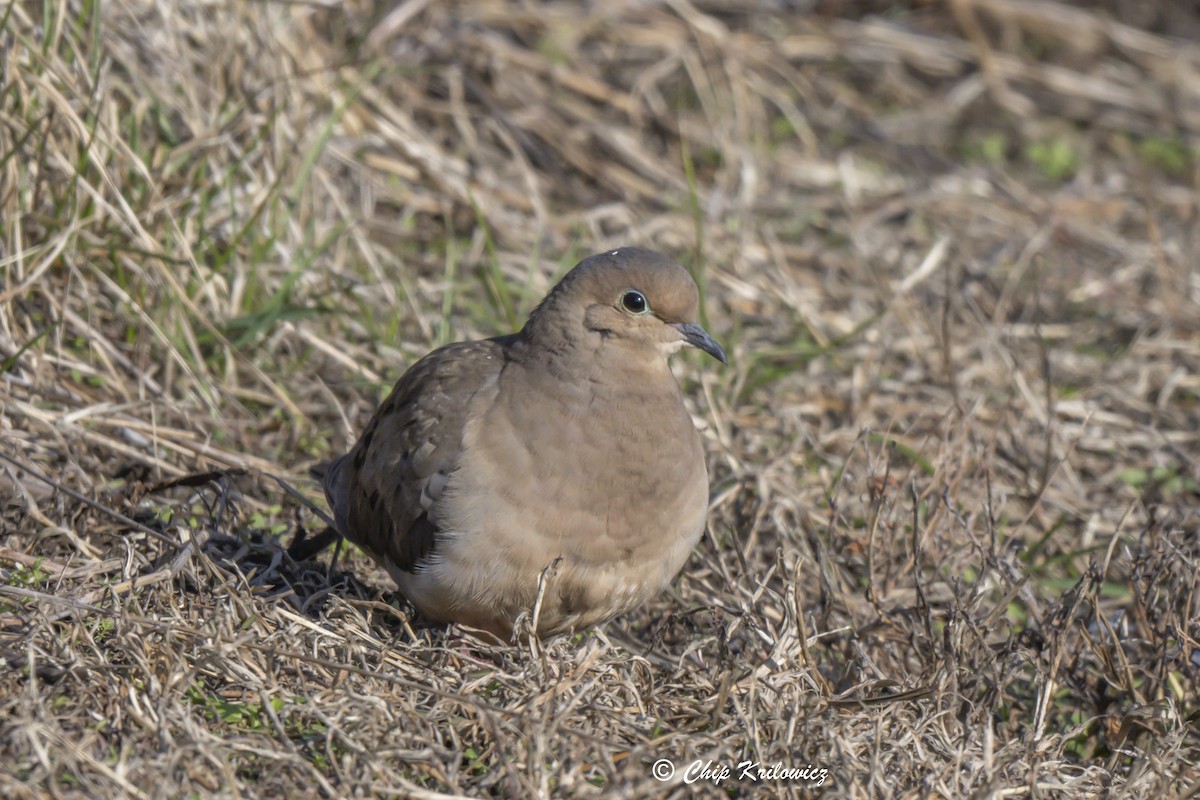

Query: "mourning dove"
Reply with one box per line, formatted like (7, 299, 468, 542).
(322, 248, 725, 638)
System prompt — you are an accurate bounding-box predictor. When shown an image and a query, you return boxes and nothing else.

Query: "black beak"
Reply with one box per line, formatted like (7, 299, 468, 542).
(671, 322, 727, 364)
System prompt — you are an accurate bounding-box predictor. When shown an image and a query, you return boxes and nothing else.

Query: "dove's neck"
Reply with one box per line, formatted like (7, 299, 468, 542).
(518, 316, 675, 394)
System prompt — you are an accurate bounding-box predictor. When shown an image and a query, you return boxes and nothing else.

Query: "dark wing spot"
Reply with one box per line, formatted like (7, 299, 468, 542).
(394, 513, 439, 572)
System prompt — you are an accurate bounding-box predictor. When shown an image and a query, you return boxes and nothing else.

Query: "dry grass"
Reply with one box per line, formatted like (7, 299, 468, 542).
(2, 0, 1199, 797)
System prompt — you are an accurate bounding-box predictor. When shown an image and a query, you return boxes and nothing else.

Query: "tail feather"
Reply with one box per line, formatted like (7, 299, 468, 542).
(320, 454, 352, 538)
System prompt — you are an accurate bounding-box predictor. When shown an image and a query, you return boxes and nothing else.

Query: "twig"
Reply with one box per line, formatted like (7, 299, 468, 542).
(0, 447, 181, 549)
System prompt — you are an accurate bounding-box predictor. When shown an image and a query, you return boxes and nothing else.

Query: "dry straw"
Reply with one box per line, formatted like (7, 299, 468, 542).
(1, 0, 1198, 797)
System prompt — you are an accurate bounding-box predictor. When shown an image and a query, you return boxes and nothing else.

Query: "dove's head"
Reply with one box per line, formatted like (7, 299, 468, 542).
(524, 247, 726, 368)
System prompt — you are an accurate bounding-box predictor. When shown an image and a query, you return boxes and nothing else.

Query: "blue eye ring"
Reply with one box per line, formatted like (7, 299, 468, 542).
(620, 290, 649, 315)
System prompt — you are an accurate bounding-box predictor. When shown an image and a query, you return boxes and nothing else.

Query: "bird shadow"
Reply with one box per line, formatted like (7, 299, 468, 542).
(133, 466, 421, 633)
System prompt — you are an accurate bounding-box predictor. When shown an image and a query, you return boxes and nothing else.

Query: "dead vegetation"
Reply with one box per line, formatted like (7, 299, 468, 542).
(2, 0, 1199, 797)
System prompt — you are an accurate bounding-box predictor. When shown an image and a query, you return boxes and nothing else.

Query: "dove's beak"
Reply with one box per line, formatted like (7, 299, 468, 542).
(671, 322, 727, 364)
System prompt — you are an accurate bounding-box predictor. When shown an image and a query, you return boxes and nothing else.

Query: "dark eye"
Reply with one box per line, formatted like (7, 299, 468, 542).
(621, 290, 649, 315)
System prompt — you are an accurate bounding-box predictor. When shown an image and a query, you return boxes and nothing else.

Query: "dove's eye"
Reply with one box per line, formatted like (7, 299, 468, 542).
(620, 290, 649, 315)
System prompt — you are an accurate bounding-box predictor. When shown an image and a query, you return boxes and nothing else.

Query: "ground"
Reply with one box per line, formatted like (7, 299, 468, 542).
(1, 1, 1199, 798)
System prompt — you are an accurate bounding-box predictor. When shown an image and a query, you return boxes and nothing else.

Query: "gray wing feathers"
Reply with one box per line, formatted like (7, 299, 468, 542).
(322, 339, 508, 573)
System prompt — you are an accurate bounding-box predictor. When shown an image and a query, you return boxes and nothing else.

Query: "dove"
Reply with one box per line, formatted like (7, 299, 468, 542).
(323, 247, 725, 638)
